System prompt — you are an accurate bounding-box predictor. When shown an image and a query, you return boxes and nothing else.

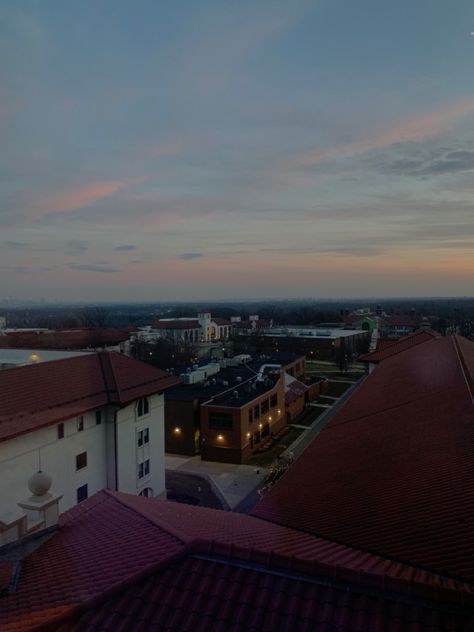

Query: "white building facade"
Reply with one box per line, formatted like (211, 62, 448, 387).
(0, 352, 178, 530)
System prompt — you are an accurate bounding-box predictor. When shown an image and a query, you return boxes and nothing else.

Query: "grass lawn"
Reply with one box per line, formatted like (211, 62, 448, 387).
(327, 380, 354, 397)
(295, 406, 327, 427)
(246, 427, 305, 467)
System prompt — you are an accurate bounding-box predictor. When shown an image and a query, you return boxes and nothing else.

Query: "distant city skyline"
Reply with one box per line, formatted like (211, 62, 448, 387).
(1, 1, 474, 301)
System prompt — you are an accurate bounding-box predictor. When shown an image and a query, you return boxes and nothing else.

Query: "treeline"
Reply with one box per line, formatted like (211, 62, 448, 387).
(3, 297, 474, 332)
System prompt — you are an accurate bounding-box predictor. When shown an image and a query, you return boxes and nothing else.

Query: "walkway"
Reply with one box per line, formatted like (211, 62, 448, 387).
(165, 375, 367, 513)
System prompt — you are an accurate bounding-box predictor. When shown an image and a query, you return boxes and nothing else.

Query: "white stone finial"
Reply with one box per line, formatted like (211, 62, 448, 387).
(28, 470, 52, 497)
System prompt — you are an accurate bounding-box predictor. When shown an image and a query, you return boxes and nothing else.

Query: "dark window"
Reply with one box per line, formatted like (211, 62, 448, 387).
(77, 417, 84, 432)
(208, 412, 233, 429)
(261, 424, 270, 438)
(95, 410, 102, 425)
(76, 452, 87, 470)
(270, 394, 278, 408)
(137, 398, 149, 417)
(138, 459, 150, 479)
(138, 428, 150, 447)
(77, 484, 88, 504)
(261, 399, 269, 414)
(254, 406, 260, 419)
(248, 408, 253, 424)
(57, 423, 64, 439)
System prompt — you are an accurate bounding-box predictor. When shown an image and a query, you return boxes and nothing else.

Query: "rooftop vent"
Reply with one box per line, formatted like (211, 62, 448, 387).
(233, 390, 239, 399)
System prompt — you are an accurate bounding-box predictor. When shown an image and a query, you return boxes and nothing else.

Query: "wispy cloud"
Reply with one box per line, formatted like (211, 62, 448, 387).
(69, 263, 120, 273)
(65, 239, 87, 255)
(3, 240, 27, 248)
(178, 252, 203, 260)
(280, 99, 474, 171)
(44, 178, 143, 213)
(114, 244, 137, 251)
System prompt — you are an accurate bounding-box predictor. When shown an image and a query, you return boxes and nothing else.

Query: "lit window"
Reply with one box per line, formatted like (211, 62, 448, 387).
(77, 484, 88, 503)
(76, 452, 87, 470)
(137, 398, 150, 417)
(77, 417, 84, 432)
(57, 423, 64, 440)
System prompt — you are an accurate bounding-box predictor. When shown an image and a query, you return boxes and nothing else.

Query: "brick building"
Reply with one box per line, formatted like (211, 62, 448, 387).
(164, 353, 313, 462)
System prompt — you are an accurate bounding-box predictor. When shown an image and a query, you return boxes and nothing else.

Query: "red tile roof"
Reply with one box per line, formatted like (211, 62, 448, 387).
(359, 329, 438, 363)
(1, 490, 473, 631)
(0, 352, 179, 442)
(149, 319, 200, 330)
(0, 328, 131, 350)
(252, 335, 474, 583)
(211, 317, 231, 325)
(386, 315, 420, 327)
(285, 378, 309, 405)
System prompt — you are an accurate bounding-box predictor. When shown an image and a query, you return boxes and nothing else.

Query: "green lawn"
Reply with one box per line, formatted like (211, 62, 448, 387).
(246, 427, 305, 467)
(327, 380, 354, 397)
(291, 406, 327, 427)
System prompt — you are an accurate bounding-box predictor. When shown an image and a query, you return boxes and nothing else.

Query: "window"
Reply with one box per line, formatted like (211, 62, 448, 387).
(254, 405, 260, 419)
(95, 410, 102, 425)
(248, 408, 253, 424)
(77, 417, 84, 432)
(77, 484, 88, 504)
(76, 452, 87, 470)
(208, 412, 233, 429)
(139, 487, 153, 497)
(57, 423, 64, 439)
(138, 459, 150, 479)
(270, 394, 278, 408)
(261, 399, 269, 414)
(137, 428, 150, 448)
(137, 398, 150, 417)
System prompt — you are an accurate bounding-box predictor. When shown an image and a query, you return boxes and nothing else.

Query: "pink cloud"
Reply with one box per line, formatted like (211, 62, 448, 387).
(282, 98, 474, 170)
(44, 178, 143, 213)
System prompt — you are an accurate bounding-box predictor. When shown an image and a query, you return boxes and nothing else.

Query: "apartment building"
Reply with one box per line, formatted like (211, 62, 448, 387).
(0, 352, 179, 526)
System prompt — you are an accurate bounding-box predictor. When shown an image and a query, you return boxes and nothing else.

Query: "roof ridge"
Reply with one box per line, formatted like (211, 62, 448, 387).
(189, 546, 474, 610)
(451, 335, 474, 406)
(97, 352, 121, 402)
(102, 490, 194, 545)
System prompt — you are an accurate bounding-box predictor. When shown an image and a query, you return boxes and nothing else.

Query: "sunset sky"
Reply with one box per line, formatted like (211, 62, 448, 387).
(1, 0, 474, 301)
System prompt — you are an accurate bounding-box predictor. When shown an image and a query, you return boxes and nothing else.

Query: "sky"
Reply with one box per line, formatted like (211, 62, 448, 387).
(1, 0, 474, 302)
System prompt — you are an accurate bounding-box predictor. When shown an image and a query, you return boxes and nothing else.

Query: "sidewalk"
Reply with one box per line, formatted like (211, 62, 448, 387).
(165, 375, 366, 512)
(165, 453, 268, 510)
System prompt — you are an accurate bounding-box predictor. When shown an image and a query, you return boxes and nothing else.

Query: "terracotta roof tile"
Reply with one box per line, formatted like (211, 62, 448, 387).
(360, 329, 438, 363)
(149, 320, 200, 330)
(2, 491, 472, 631)
(0, 352, 179, 442)
(252, 335, 474, 583)
(0, 328, 130, 350)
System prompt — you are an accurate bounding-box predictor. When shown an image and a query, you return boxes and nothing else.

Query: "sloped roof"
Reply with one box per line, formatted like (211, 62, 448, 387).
(1, 490, 473, 631)
(386, 315, 421, 327)
(284, 374, 309, 404)
(359, 329, 439, 363)
(149, 320, 200, 330)
(0, 328, 131, 350)
(252, 335, 474, 583)
(211, 317, 231, 325)
(0, 352, 179, 442)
